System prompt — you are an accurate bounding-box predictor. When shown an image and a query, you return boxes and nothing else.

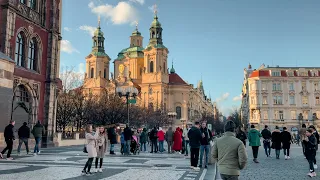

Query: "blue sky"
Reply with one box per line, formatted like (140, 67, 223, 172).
(61, 0, 320, 115)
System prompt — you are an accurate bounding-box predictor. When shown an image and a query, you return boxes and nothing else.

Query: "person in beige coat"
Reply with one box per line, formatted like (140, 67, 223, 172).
(94, 126, 108, 173)
(82, 125, 99, 176)
(213, 121, 248, 180)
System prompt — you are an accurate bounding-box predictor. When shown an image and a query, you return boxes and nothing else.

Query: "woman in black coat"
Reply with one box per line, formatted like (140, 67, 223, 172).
(271, 126, 282, 159)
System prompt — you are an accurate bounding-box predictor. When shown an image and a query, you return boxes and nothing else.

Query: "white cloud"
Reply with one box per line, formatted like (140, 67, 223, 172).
(78, 63, 85, 74)
(60, 40, 79, 54)
(216, 92, 230, 103)
(79, 25, 96, 37)
(88, 1, 139, 25)
(129, 0, 144, 5)
(233, 94, 242, 101)
(64, 27, 71, 32)
(148, 4, 157, 13)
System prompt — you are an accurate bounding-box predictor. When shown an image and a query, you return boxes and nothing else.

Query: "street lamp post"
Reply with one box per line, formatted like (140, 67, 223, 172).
(168, 112, 177, 127)
(116, 86, 138, 126)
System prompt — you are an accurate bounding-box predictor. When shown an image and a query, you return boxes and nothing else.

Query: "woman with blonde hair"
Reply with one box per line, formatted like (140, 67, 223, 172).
(94, 126, 108, 173)
(82, 124, 99, 176)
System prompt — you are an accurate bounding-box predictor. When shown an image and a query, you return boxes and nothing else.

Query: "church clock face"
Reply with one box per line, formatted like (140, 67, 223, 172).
(119, 64, 124, 74)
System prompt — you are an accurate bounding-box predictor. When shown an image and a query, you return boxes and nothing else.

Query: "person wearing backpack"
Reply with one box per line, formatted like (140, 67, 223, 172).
(199, 122, 213, 168)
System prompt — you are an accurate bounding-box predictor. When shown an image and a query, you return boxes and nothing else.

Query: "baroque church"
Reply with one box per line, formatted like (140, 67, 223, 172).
(81, 12, 217, 126)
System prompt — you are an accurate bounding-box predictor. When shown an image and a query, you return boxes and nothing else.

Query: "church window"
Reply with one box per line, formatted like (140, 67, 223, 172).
(176, 106, 182, 119)
(29, 0, 36, 10)
(150, 61, 154, 73)
(15, 85, 30, 102)
(15, 32, 25, 67)
(103, 68, 107, 78)
(152, 31, 155, 38)
(28, 38, 37, 71)
(90, 68, 94, 78)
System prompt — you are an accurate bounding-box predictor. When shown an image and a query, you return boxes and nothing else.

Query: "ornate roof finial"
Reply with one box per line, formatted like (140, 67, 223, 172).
(98, 15, 101, 28)
(153, 4, 158, 17)
(135, 21, 138, 30)
(170, 58, 175, 74)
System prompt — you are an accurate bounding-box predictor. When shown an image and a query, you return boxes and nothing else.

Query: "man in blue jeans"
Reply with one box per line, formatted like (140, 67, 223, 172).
(199, 122, 213, 168)
(31, 121, 45, 156)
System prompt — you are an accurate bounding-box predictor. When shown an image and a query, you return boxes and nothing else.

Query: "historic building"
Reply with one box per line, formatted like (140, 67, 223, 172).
(0, 0, 62, 147)
(81, 11, 216, 127)
(241, 64, 320, 131)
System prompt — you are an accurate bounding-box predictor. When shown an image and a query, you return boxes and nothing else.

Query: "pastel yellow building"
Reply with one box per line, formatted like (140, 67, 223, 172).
(81, 12, 216, 126)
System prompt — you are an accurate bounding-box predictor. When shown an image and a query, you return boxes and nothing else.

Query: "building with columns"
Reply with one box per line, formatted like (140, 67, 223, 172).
(0, 0, 62, 147)
(241, 64, 320, 131)
(81, 12, 216, 127)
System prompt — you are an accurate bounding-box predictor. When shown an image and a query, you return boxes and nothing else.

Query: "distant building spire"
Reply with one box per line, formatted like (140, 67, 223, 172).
(170, 59, 175, 74)
(98, 15, 101, 28)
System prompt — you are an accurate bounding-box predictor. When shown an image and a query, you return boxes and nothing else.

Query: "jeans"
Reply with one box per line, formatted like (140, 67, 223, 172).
(275, 149, 280, 158)
(151, 140, 157, 152)
(190, 148, 200, 167)
(220, 174, 239, 180)
(110, 144, 115, 152)
(263, 141, 271, 156)
(199, 145, 210, 166)
(83, 158, 94, 172)
(17, 138, 29, 154)
(140, 142, 146, 151)
(159, 141, 164, 152)
(167, 141, 173, 153)
(185, 140, 189, 155)
(125, 140, 131, 154)
(252, 146, 259, 159)
(121, 143, 124, 154)
(283, 149, 290, 156)
(1, 139, 13, 158)
(34, 137, 41, 153)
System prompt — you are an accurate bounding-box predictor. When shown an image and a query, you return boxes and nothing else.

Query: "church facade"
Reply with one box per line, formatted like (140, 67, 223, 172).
(81, 13, 216, 126)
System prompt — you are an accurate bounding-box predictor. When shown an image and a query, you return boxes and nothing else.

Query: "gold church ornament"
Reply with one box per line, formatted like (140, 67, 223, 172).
(119, 64, 124, 74)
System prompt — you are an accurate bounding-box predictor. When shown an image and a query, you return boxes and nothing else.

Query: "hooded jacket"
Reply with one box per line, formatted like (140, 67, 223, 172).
(248, 129, 262, 146)
(31, 122, 45, 138)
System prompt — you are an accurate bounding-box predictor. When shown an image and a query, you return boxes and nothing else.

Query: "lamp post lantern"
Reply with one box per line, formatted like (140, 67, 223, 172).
(116, 86, 138, 126)
(168, 112, 177, 127)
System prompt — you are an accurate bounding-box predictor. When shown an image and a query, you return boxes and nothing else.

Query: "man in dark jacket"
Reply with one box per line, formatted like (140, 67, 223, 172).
(0, 120, 15, 160)
(123, 124, 132, 155)
(108, 126, 117, 155)
(305, 129, 317, 177)
(236, 127, 247, 147)
(188, 121, 202, 170)
(165, 127, 174, 153)
(149, 127, 158, 153)
(17, 122, 30, 155)
(31, 120, 45, 156)
(281, 127, 292, 160)
(261, 125, 272, 157)
(309, 125, 319, 169)
(199, 122, 213, 168)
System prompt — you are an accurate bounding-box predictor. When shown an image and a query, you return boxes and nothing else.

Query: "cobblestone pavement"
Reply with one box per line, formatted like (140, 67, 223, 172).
(0, 144, 215, 180)
(216, 144, 320, 180)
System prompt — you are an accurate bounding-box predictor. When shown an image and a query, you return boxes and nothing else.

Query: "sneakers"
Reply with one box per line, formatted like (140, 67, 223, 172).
(6, 157, 13, 160)
(253, 159, 259, 163)
(314, 164, 318, 169)
(94, 169, 98, 173)
(287, 156, 290, 159)
(193, 167, 200, 171)
(0, 153, 3, 159)
(285, 155, 288, 160)
(269, 155, 272, 158)
(98, 168, 103, 173)
(308, 172, 316, 177)
(86, 172, 93, 176)
(33, 153, 37, 156)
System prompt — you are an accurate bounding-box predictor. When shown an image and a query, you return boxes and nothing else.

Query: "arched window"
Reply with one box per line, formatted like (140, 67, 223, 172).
(150, 61, 154, 73)
(176, 106, 181, 119)
(103, 68, 107, 78)
(15, 32, 25, 66)
(90, 68, 94, 78)
(28, 38, 37, 71)
(29, 0, 36, 10)
(15, 85, 30, 102)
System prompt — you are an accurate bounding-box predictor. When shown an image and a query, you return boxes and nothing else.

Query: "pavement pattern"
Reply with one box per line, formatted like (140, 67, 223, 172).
(216, 144, 320, 180)
(0, 144, 215, 180)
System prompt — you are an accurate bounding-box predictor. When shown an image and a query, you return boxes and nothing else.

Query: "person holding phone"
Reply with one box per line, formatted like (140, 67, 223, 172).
(82, 125, 99, 176)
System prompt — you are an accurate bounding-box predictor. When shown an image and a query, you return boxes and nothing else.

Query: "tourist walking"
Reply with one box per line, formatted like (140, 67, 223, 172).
(165, 127, 174, 153)
(309, 125, 319, 169)
(0, 120, 15, 160)
(271, 126, 282, 159)
(304, 129, 317, 177)
(94, 126, 107, 173)
(248, 124, 262, 163)
(173, 127, 183, 153)
(108, 126, 117, 155)
(299, 124, 307, 157)
(120, 132, 125, 155)
(124, 124, 132, 155)
(17, 122, 30, 155)
(31, 120, 45, 156)
(140, 128, 148, 152)
(188, 122, 202, 171)
(199, 122, 213, 168)
(82, 125, 99, 176)
(149, 127, 158, 153)
(281, 127, 292, 160)
(183, 125, 191, 156)
(261, 125, 272, 157)
(213, 121, 248, 180)
(236, 127, 247, 147)
(157, 127, 165, 153)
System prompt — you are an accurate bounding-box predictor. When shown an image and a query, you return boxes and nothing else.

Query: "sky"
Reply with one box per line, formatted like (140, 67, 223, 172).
(60, 0, 320, 115)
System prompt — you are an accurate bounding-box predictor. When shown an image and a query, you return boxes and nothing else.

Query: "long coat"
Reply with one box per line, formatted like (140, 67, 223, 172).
(173, 127, 182, 151)
(271, 130, 282, 150)
(281, 131, 292, 149)
(86, 132, 99, 158)
(96, 133, 108, 158)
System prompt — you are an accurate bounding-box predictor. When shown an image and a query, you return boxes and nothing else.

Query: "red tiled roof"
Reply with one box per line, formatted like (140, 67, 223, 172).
(250, 70, 270, 78)
(169, 73, 188, 85)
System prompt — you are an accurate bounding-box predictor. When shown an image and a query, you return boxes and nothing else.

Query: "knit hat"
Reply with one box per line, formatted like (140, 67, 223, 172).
(224, 120, 236, 132)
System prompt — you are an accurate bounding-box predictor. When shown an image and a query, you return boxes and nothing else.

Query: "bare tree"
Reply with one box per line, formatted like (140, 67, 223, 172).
(56, 92, 75, 132)
(60, 66, 84, 92)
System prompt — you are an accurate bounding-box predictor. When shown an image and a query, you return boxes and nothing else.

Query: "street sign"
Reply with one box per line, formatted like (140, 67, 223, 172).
(129, 99, 136, 104)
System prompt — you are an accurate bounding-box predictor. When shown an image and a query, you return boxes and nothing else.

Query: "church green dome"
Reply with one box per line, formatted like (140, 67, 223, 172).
(94, 27, 104, 37)
(151, 15, 161, 28)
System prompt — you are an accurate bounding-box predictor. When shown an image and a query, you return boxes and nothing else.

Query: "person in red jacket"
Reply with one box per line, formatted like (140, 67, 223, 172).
(157, 127, 165, 153)
(173, 127, 182, 153)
